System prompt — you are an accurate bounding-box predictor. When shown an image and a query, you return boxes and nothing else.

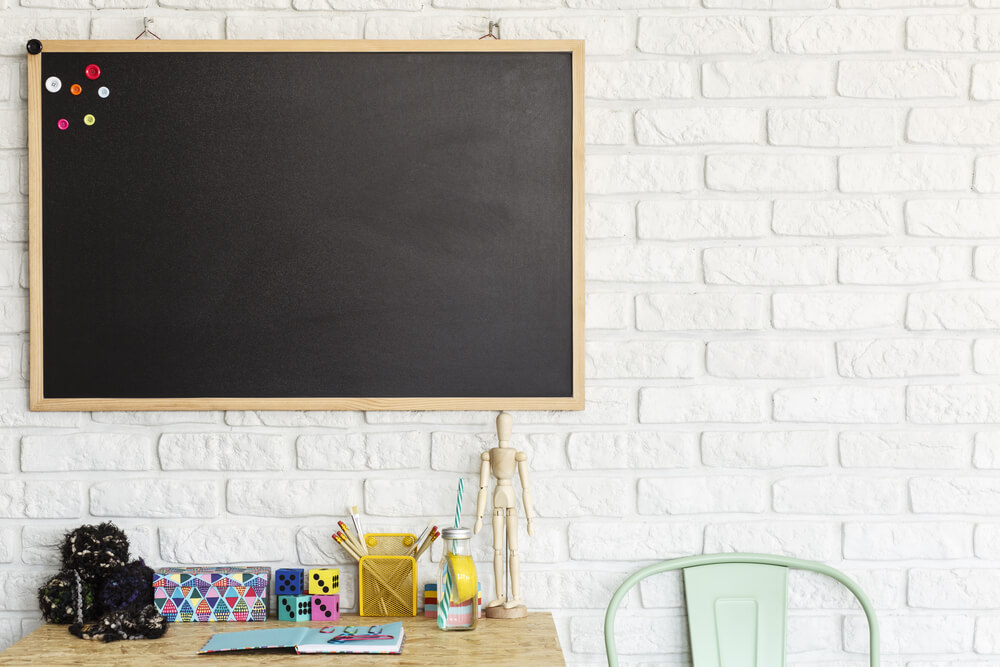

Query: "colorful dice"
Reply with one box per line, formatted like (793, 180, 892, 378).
(276, 567, 340, 622)
(311, 594, 340, 621)
(277, 595, 311, 622)
(274, 568, 304, 596)
(308, 568, 339, 595)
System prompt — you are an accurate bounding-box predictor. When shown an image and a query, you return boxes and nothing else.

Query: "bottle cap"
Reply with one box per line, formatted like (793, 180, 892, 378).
(441, 527, 472, 540)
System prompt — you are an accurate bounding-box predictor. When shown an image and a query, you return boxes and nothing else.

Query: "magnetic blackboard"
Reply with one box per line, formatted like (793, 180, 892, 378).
(27, 41, 583, 411)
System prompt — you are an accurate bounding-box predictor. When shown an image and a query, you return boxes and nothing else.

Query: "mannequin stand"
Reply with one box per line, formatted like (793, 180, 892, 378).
(485, 605, 527, 619)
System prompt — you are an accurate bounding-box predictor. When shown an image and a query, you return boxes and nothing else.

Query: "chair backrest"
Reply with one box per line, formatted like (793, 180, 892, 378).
(684, 562, 788, 667)
(604, 553, 879, 667)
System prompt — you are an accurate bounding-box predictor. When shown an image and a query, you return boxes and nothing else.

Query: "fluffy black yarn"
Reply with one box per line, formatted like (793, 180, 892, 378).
(39, 522, 167, 641)
(60, 523, 130, 582)
(69, 604, 168, 642)
(101, 559, 154, 611)
(38, 570, 98, 624)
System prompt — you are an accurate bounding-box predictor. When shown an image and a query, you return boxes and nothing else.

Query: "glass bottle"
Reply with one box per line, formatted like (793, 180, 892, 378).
(436, 527, 478, 631)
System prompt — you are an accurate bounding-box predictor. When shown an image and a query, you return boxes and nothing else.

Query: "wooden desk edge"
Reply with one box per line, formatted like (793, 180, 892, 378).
(1, 612, 565, 666)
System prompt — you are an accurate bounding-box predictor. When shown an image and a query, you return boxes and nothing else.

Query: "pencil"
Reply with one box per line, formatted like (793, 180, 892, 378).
(414, 525, 437, 558)
(332, 532, 352, 560)
(334, 532, 362, 561)
(411, 524, 435, 557)
(339, 521, 368, 556)
(414, 529, 440, 559)
(409, 522, 434, 556)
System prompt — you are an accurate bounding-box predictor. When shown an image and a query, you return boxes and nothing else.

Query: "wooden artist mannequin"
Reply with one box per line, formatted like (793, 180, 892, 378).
(473, 411, 536, 619)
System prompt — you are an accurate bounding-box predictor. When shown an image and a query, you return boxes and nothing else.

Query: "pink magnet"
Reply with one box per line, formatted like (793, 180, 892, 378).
(84, 64, 100, 80)
(57, 119, 69, 130)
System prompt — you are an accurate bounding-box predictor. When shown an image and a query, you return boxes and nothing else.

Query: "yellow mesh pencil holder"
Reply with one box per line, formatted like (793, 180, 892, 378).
(358, 533, 418, 617)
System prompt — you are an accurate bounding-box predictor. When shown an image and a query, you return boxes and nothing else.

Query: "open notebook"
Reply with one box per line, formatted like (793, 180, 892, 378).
(198, 622, 405, 655)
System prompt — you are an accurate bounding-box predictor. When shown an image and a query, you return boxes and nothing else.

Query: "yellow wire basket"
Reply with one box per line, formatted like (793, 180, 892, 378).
(358, 533, 418, 617)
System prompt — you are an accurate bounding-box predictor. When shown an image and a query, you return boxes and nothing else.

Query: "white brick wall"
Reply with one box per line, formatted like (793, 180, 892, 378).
(0, 1, 999, 663)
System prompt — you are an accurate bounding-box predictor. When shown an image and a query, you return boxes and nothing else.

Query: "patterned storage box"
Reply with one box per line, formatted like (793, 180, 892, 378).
(153, 566, 270, 622)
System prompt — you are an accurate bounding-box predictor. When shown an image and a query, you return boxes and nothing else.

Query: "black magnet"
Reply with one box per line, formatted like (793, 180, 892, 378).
(26, 40, 42, 55)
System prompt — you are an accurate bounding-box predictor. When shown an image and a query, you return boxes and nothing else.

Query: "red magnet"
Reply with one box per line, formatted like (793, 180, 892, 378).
(70, 84, 82, 95)
(84, 64, 100, 80)
(57, 119, 68, 130)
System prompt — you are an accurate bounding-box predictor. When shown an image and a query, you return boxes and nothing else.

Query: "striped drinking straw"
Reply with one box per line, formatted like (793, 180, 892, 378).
(438, 478, 464, 629)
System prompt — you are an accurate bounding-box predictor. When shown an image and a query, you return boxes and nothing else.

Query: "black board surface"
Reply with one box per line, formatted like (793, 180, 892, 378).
(36, 47, 578, 403)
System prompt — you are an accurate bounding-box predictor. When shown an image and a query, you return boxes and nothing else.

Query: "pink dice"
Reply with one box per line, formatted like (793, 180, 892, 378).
(311, 594, 339, 621)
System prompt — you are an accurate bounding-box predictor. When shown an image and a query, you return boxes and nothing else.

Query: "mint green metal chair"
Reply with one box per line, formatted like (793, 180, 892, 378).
(604, 553, 879, 667)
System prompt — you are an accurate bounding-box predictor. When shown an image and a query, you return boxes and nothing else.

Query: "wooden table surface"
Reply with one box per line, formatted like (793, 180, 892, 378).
(0, 613, 564, 666)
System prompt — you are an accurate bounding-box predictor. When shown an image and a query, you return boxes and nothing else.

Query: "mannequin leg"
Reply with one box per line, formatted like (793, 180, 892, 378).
(487, 509, 506, 607)
(504, 509, 525, 609)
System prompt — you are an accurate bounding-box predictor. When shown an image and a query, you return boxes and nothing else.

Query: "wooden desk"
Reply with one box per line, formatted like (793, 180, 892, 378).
(0, 613, 564, 666)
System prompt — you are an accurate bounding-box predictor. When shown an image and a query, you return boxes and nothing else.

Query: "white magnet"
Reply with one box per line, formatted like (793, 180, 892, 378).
(98, 86, 109, 98)
(45, 76, 61, 93)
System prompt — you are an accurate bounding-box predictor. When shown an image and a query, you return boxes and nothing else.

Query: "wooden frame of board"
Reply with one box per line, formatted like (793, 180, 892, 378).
(27, 40, 584, 412)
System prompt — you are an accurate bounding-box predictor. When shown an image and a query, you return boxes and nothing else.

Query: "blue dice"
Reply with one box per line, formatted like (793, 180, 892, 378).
(277, 595, 312, 622)
(274, 568, 305, 596)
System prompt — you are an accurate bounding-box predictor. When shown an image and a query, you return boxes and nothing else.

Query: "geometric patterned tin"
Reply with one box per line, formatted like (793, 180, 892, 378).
(152, 566, 270, 622)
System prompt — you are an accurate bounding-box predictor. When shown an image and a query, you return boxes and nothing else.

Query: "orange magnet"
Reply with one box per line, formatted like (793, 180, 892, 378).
(70, 84, 82, 96)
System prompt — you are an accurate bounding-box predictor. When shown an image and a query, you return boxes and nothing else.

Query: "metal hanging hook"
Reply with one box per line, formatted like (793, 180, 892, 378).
(479, 20, 500, 40)
(135, 17, 161, 40)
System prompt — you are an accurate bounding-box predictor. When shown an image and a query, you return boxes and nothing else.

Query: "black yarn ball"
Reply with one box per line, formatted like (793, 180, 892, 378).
(61, 522, 130, 582)
(38, 570, 99, 624)
(70, 603, 167, 642)
(101, 559, 153, 611)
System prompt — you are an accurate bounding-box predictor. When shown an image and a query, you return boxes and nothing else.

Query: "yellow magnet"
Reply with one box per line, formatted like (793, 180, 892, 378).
(83, 114, 95, 126)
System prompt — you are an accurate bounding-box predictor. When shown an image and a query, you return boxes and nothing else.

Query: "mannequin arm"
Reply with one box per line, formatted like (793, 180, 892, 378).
(516, 451, 536, 536)
(473, 451, 490, 534)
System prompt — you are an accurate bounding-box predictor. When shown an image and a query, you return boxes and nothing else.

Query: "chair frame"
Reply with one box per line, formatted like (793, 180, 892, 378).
(604, 553, 879, 667)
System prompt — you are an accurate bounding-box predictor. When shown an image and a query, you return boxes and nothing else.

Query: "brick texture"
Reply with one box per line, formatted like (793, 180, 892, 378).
(0, 2, 995, 663)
